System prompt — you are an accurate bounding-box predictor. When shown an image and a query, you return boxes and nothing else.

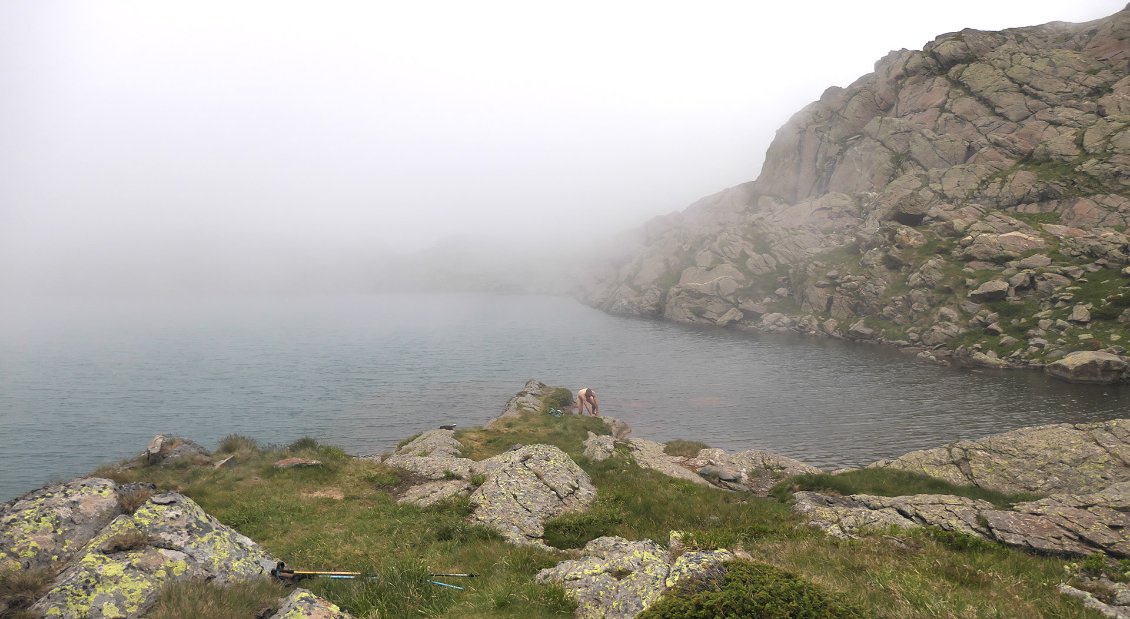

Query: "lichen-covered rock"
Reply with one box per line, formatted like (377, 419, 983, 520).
(268, 588, 355, 619)
(383, 429, 473, 480)
(486, 379, 551, 428)
(0, 478, 120, 572)
(536, 533, 731, 619)
(792, 492, 923, 539)
(686, 448, 819, 495)
(984, 482, 1130, 557)
(397, 479, 473, 507)
(468, 444, 596, 546)
(626, 439, 712, 487)
(583, 432, 617, 461)
(796, 483, 1130, 558)
(600, 416, 633, 439)
(32, 492, 276, 618)
(870, 419, 1130, 495)
(1047, 351, 1129, 384)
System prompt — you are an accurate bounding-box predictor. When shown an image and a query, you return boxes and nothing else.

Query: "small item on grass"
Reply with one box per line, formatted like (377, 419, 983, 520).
(270, 562, 471, 590)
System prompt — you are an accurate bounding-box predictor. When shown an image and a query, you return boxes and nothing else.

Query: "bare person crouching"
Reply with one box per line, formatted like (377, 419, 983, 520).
(577, 388, 600, 417)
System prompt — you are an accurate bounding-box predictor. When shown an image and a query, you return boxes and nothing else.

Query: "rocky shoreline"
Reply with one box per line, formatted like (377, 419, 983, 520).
(6, 380, 1130, 617)
(581, 5, 1130, 385)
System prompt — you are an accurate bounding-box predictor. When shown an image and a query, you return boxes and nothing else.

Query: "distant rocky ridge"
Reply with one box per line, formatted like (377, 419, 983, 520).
(582, 5, 1130, 381)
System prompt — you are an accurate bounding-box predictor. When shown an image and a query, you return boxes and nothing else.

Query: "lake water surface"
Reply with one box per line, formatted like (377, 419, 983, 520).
(2, 294, 1127, 502)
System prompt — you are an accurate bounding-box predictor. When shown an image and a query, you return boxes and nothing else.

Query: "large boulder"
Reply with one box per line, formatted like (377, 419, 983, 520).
(870, 419, 1130, 495)
(0, 478, 121, 573)
(793, 492, 991, 539)
(31, 492, 275, 618)
(468, 445, 596, 546)
(625, 440, 713, 487)
(536, 533, 731, 619)
(1046, 351, 1128, 384)
(685, 448, 820, 495)
(383, 429, 474, 480)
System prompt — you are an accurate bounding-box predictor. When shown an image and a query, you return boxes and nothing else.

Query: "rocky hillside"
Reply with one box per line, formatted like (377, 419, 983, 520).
(582, 5, 1130, 375)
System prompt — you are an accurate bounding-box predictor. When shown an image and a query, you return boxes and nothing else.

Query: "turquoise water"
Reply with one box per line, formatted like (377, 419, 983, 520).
(2, 293, 1127, 502)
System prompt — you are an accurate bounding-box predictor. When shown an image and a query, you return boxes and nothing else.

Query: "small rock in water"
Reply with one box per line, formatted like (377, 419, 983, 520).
(439, 424, 456, 430)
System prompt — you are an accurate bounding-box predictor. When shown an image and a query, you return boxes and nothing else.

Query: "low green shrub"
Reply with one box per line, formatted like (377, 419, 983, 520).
(541, 387, 574, 413)
(663, 440, 709, 458)
(287, 437, 320, 452)
(217, 434, 259, 454)
(638, 560, 865, 618)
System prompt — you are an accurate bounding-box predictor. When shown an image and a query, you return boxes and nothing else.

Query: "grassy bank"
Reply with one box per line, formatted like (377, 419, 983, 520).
(91, 413, 1101, 618)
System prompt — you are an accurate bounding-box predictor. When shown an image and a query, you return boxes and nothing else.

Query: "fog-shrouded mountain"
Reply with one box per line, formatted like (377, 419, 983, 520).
(582, 4, 1130, 374)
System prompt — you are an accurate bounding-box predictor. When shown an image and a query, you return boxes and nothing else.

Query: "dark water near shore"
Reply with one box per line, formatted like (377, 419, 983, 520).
(2, 293, 1127, 502)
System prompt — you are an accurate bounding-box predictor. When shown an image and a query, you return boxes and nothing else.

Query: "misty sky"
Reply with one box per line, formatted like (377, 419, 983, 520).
(1, 1, 1125, 294)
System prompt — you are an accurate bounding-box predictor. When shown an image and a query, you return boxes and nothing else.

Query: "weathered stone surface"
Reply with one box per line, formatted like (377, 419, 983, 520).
(600, 416, 633, 439)
(535, 533, 731, 619)
(0, 478, 120, 573)
(871, 419, 1130, 495)
(144, 435, 208, 467)
(795, 484, 1130, 558)
(268, 588, 355, 619)
(397, 480, 473, 507)
(625, 439, 713, 486)
(578, 5, 1130, 371)
(1047, 351, 1128, 384)
(583, 432, 617, 462)
(32, 492, 275, 618)
(968, 280, 1010, 302)
(468, 445, 596, 546)
(384, 429, 473, 480)
(685, 448, 820, 495)
(487, 379, 553, 428)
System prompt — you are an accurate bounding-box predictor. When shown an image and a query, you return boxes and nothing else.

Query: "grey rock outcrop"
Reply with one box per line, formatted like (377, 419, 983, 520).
(1047, 351, 1129, 384)
(795, 482, 1130, 558)
(142, 435, 208, 467)
(870, 419, 1130, 495)
(468, 444, 596, 546)
(0, 478, 121, 573)
(487, 379, 555, 428)
(626, 439, 713, 487)
(685, 448, 820, 495)
(580, 5, 1130, 376)
(12, 489, 276, 619)
(535, 533, 731, 619)
(383, 429, 474, 480)
(583, 432, 617, 462)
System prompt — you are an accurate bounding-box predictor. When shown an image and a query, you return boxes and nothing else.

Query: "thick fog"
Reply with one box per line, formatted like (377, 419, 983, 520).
(1, 0, 1124, 296)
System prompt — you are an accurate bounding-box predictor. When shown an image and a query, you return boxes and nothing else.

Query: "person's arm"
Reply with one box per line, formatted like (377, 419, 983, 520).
(577, 392, 583, 415)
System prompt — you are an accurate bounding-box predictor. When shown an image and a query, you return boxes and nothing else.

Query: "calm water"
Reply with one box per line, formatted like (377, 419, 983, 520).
(2, 294, 1127, 502)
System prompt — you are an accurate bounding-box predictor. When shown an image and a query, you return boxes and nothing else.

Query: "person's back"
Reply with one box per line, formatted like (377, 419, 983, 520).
(577, 388, 600, 416)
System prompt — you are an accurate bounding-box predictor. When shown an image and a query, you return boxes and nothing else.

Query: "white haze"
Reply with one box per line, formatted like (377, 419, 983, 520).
(1, 0, 1124, 295)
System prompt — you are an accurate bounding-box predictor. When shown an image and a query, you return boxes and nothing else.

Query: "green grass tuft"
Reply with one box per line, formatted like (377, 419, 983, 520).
(663, 440, 709, 458)
(147, 578, 289, 619)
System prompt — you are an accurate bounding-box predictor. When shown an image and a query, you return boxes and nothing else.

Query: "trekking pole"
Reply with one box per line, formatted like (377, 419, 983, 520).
(272, 562, 470, 590)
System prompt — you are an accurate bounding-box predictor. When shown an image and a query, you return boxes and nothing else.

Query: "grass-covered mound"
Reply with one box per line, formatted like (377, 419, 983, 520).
(89, 409, 1103, 618)
(638, 560, 865, 619)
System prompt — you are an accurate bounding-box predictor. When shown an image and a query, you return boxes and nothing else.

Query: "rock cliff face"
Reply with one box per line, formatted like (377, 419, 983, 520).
(583, 5, 1130, 374)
